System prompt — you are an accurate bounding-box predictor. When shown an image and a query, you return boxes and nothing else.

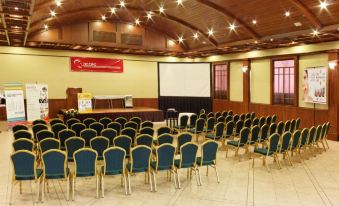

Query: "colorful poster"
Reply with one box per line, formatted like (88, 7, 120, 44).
(26, 84, 49, 121)
(78, 93, 93, 113)
(70, 57, 123, 73)
(4, 83, 26, 122)
(302, 67, 327, 104)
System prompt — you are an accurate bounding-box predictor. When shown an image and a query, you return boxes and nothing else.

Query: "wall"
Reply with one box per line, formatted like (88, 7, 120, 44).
(250, 59, 271, 104)
(229, 61, 243, 101)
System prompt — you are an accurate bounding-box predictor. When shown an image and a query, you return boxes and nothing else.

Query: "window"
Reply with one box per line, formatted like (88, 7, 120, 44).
(214, 63, 228, 99)
(272, 59, 296, 105)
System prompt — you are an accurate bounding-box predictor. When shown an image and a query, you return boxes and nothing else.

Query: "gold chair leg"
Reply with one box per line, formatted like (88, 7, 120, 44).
(225, 146, 228, 158)
(66, 176, 70, 201)
(127, 173, 131, 195)
(172, 170, 178, 189)
(123, 174, 128, 195)
(19, 181, 22, 194)
(101, 175, 104, 198)
(214, 165, 220, 183)
(177, 170, 181, 189)
(206, 166, 209, 176)
(325, 138, 329, 149)
(96, 175, 99, 199)
(148, 172, 153, 192)
(152, 171, 157, 192)
(194, 168, 201, 186)
(72, 176, 75, 201)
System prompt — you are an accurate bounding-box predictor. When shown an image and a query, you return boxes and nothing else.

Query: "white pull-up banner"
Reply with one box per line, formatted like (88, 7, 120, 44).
(302, 66, 327, 104)
(4, 83, 26, 122)
(26, 84, 49, 121)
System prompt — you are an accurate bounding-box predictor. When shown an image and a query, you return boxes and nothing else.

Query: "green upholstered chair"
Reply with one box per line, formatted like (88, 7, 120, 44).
(157, 126, 171, 136)
(80, 128, 97, 147)
(65, 137, 85, 161)
(151, 144, 177, 191)
(239, 113, 246, 121)
(58, 129, 76, 150)
(107, 122, 122, 135)
(136, 134, 153, 147)
(244, 119, 252, 128)
(101, 128, 117, 146)
(177, 133, 192, 154)
(188, 114, 198, 128)
(217, 116, 225, 123)
(174, 115, 189, 131)
(89, 122, 104, 135)
(126, 145, 153, 194)
(223, 121, 235, 146)
(141, 121, 154, 129)
(66, 118, 80, 128)
(199, 109, 206, 115)
(13, 130, 32, 140)
(72, 148, 98, 200)
(49, 118, 64, 127)
(313, 124, 323, 153)
(276, 121, 284, 135)
(259, 116, 266, 128)
(83, 118, 96, 128)
(205, 122, 225, 141)
(199, 113, 207, 119)
(268, 123, 277, 136)
(248, 125, 260, 149)
(130, 117, 142, 130)
(245, 113, 251, 120)
(252, 133, 281, 171)
(258, 124, 269, 144)
(221, 111, 228, 118)
(32, 124, 48, 140)
(90, 136, 110, 160)
(321, 122, 330, 150)
(121, 128, 137, 144)
(250, 112, 256, 120)
(99, 117, 112, 128)
(36, 130, 55, 142)
(10, 150, 42, 204)
(233, 114, 240, 123)
(114, 135, 132, 158)
(299, 128, 309, 158)
(155, 134, 174, 146)
(71, 122, 86, 137)
(225, 115, 233, 123)
(207, 112, 214, 118)
(252, 117, 259, 127)
(197, 140, 219, 184)
(12, 124, 29, 133)
(278, 132, 292, 166)
(234, 120, 244, 137)
(290, 119, 297, 133)
(115, 117, 127, 128)
(41, 149, 70, 202)
(215, 111, 222, 119)
(174, 142, 201, 188)
(266, 116, 272, 125)
(228, 110, 233, 116)
(290, 130, 302, 163)
(189, 118, 205, 142)
(307, 126, 317, 155)
(39, 138, 60, 153)
(284, 120, 291, 132)
(12, 139, 34, 152)
(205, 117, 215, 133)
(33, 119, 47, 126)
(272, 114, 277, 123)
(225, 127, 251, 160)
(139, 127, 154, 137)
(124, 121, 138, 130)
(295, 118, 301, 130)
(51, 123, 67, 139)
(101, 147, 127, 196)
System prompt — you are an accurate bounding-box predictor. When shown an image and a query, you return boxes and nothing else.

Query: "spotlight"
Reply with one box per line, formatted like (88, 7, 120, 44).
(312, 29, 319, 36)
(177, 0, 183, 6)
(193, 33, 199, 39)
(252, 19, 257, 24)
(111, 7, 116, 14)
(320, 1, 328, 10)
(285, 11, 290, 17)
(119, 0, 126, 8)
(178, 36, 184, 43)
(44, 24, 48, 30)
(55, 0, 62, 7)
(50, 10, 56, 17)
(207, 28, 214, 36)
(229, 23, 236, 31)
(159, 5, 165, 14)
(135, 18, 140, 25)
(101, 15, 106, 21)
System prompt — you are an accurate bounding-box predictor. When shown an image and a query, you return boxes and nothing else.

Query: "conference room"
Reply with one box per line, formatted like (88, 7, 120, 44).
(0, 0, 339, 205)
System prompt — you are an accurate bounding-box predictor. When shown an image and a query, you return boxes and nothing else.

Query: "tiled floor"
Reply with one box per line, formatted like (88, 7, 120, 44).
(1, 122, 339, 206)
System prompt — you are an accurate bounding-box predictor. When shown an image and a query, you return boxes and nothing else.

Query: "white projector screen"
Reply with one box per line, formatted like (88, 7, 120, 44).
(159, 63, 211, 97)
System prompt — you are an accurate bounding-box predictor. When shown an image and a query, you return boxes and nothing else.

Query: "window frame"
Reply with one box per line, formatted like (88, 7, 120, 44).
(213, 61, 230, 100)
(270, 56, 299, 106)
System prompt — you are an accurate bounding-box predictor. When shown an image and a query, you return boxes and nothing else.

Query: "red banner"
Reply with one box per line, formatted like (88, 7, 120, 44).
(70, 57, 123, 73)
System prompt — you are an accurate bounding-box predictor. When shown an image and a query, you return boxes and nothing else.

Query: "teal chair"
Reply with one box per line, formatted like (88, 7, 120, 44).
(233, 114, 239, 123)
(215, 111, 222, 119)
(284, 120, 291, 132)
(107, 122, 122, 135)
(258, 124, 269, 144)
(225, 115, 233, 123)
(252, 118, 259, 127)
(101, 128, 118, 146)
(205, 122, 225, 141)
(299, 128, 309, 158)
(10, 150, 42, 204)
(290, 130, 302, 163)
(252, 133, 281, 171)
(217, 116, 225, 123)
(205, 117, 215, 133)
(234, 120, 244, 137)
(90, 136, 110, 160)
(41, 149, 70, 202)
(174, 115, 189, 131)
(248, 125, 260, 149)
(272, 114, 277, 123)
(313, 124, 323, 153)
(126, 145, 153, 194)
(13, 130, 32, 140)
(259, 116, 266, 128)
(197, 140, 219, 184)
(221, 111, 228, 118)
(121, 128, 137, 144)
(80, 128, 97, 147)
(290, 119, 296, 132)
(239, 113, 246, 121)
(188, 114, 198, 128)
(279, 132, 292, 166)
(71, 122, 86, 137)
(36, 130, 55, 142)
(51, 123, 67, 139)
(49, 118, 64, 127)
(307, 126, 317, 156)
(32, 124, 48, 140)
(228, 110, 233, 116)
(12, 124, 29, 133)
(157, 126, 171, 136)
(89, 122, 104, 135)
(223, 121, 235, 142)
(124, 121, 138, 130)
(276, 121, 284, 135)
(141, 121, 154, 129)
(39, 138, 60, 153)
(136, 134, 153, 147)
(244, 119, 252, 128)
(101, 147, 127, 197)
(83, 118, 96, 128)
(189, 118, 205, 142)
(321, 122, 330, 150)
(207, 112, 214, 118)
(130, 117, 142, 130)
(66, 118, 80, 128)
(114, 135, 132, 158)
(225, 127, 251, 160)
(139, 127, 154, 137)
(58, 129, 76, 150)
(99, 117, 112, 128)
(268, 123, 277, 136)
(72, 148, 99, 200)
(199, 113, 207, 119)
(177, 133, 192, 154)
(155, 134, 174, 146)
(295, 118, 301, 130)
(151, 144, 177, 191)
(33, 119, 47, 125)
(65, 137, 85, 161)
(115, 117, 127, 128)
(13, 139, 34, 152)
(266, 116, 272, 125)
(174, 142, 201, 188)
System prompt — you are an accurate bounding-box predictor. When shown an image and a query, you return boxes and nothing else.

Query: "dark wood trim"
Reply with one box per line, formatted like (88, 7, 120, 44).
(243, 59, 251, 113)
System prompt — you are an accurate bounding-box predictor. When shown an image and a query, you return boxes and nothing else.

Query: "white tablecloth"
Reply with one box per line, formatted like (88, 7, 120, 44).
(178, 112, 195, 125)
(93, 95, 126, 100)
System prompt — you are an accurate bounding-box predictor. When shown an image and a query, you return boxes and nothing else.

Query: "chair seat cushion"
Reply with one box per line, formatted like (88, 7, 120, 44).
(16, 169, 43, 180)
(189, 128, 203, 134)
(174, 159, 194, 168)
(150, 161, 172, 171)
(196, 157, 214, 166)
(205, 133, 221, 139)
(101, 166, 123, 175)
(126, 163, 148, 173)
(174, 125, 186, 129)
(46, 168, 70, 179)
(227, 140, 243, 147)
(254, 148, 273, 156)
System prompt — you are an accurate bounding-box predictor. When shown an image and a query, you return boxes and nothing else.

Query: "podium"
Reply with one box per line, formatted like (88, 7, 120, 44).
(66, 88, 82, 109)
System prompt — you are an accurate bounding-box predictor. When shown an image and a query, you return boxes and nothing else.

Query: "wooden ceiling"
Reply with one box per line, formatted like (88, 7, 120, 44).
(0, 0, 339, 57)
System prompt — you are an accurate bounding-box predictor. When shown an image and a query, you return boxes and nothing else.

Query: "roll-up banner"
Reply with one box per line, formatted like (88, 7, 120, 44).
(302, 66, 327, 104)
(26, 84, 49, 122)
(3, 83, 26, 123)
(78, 93, 93, 113)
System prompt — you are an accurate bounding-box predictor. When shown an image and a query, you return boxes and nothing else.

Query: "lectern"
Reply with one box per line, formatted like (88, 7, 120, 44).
(66, 88, 82, 109)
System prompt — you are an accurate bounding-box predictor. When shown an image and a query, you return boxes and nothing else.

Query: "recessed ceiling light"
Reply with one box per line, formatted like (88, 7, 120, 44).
(87, 47, 93, 51)
(119, 0, 126, 8)
(14, 7, 18, 10)
(270, 38, 274, 42)
(44, 24, 48, 30)
(111, 7, 117, 14)
(254, 40, 258, 44)
(207, 28, 214, 36)
(177, 0, 183, 6)
(294, 22, 302, 27)
(229, 23, 236, 31)
(252, 19, 257, 25)
(178, 36, 184, 43)
(202, 41, 206, 44)
(291, 41, 297, 44)
(55, 0, 62, 7)
(101, 15, 106, 21)
(159, 5, 165, 14)
(135, 18, 140, 25)
(193, 33, 199, 39)
(320, 1, 328, 9)
(50, 10, 56, 17)
(146, 11, 153, 20)
(312, 29, 319, 36)
(285, 11, 290, 17)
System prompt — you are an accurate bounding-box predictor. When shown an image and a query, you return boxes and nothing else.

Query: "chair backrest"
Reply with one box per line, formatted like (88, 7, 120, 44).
(36, 130, 55, 142)
(130, 117, 142, 129)
(141, 121, 153, 129)
(49, 118, 64, 127)
(195, 118, 206, 132)
(130, 145, 151, 173)
(320, 122, 328, 139)
(295, 118, 301, 130)
(83, 118, 96, 128)
(221, 111, 228, 118)
(250, 125, 260, 143)
(245, 113, 251, 120)
(139, 127, 154, 136)
(113, 135, 132, 155)
(124, 121, 138, 130)
(281, 132, 292, 151)
(157, 134, 174, 145)
(189, 114, 198, 127)
(228, 110, 233, 116)
(215, 111, 221, 119)
(252, 117, 259, 126)
(308, 126, 316, 144)
(217, 116, 225, 123)
(66, 118, 81, 128)
(90, 136, 110, 159)
(266, 116, 272, 125)
(74, 148, 97, 177)
(233, 114, 239, 123)
(89, 122, 104, 135)
(272, 114, 277, 123)
(13, 130, 32, 140)
(199, 113, 207, 119)
(199, 108, 206, 115)
(157, 126, 171, 136)
(11, 150, 38, 180)
(71, 122, 87, 137)
(58, 129, 76, 148)
(239, 113, 246, 121)
(315, 125, 323, 142)
(244, 119, 251, 128)
(200, 140, 218, 165)
(277, 121, 285, 135)
(259, 116, 266, 127)
(225, 121, 234, 137)
(103, 147, 126, 175)
(250, 112, 256, 120)
(177, 133, 192, 151)
(300, 128, 309, 146)
(154, 144, 175, 171)
(65, 137, 85, 160)
(12, 124, 29, 133)
(179, 115, 189, 127)
(239, 127, 251, 144)
(235, 120, 244, 134)
(33, 119, 47, 126)
(42, 149, 67, 179)
(290, 119, 296, 132)
(101, 128, 117, 146)
(99, 117, 112, 128)
(32, 124, 48, 139)
(225, 115, 233, 123)
(40, 138, 60, 153)
(13, 139, 34, 151)
(121, 128, 137, 143)
(107, 122, 122, 134)
(178, 142, 198, 168)
(206, 117, 215, 131)
(214, 122, 225, 138)
(291, 130, 301, 149)
(51, 123, 67, 138)
(269, 123, 277, 135)
(325, 122, 330, 137)
(115, 117, 127, 128)
(284, 120, 291, 132)
(136, 134, 153, 147)
(80, 128, 97, 146)
(268, 133, 280, 153)
(260, 124, 269, 141)
(207, 112, 214, 118)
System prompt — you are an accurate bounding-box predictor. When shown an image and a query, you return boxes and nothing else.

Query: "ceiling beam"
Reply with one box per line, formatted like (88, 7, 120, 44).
(0, 1, 10, 45)
(196, 0, 260, 39)
(287, 0, 323, 29)
(24, 0, 35, 46)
